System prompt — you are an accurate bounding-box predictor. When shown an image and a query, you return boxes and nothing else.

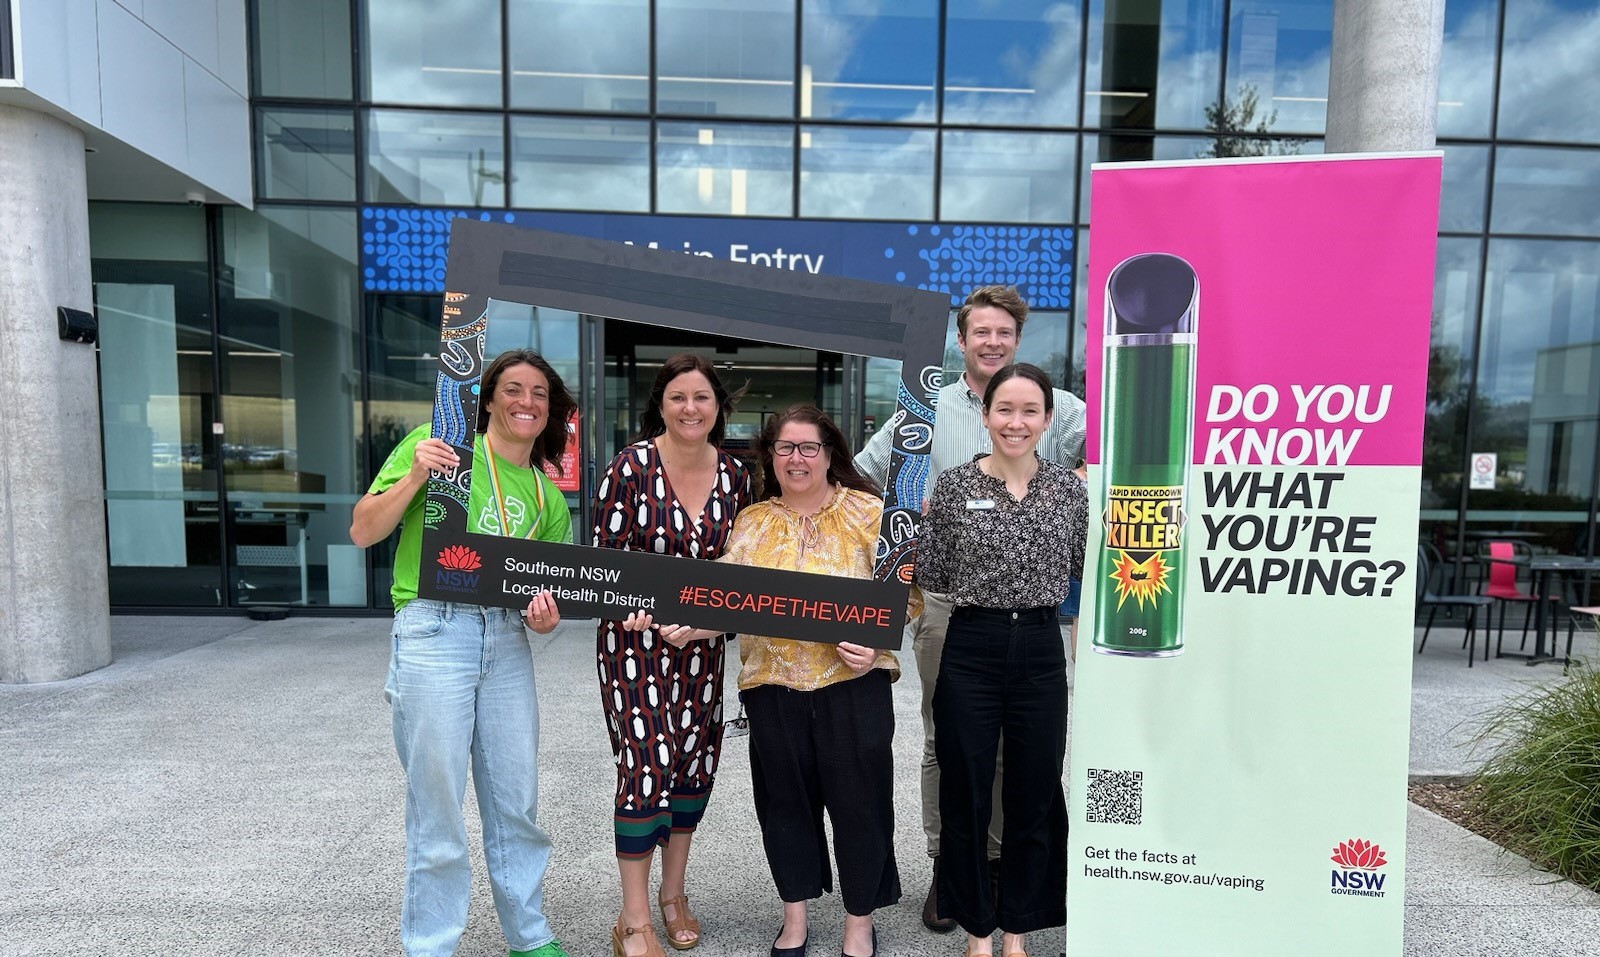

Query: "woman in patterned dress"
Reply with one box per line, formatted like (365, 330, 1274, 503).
(593, 353, 751, 957)
(625, 404, 902, 957)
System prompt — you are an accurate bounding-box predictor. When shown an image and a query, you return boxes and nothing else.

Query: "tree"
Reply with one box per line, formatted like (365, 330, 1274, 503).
(1199, 85, 1307, 158)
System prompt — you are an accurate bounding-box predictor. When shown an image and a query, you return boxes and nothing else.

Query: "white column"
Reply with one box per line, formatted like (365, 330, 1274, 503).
(1325, 0, 1447, 152)
(0, 103, 112, 682)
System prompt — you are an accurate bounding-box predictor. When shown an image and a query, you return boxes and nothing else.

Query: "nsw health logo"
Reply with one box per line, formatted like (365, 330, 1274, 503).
(436, 545, 482, 594)
(1329, 838, 1388, 898)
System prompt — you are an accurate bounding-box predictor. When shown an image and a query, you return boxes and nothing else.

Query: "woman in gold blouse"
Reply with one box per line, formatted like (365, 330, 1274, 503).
(624, 404, 898, 957)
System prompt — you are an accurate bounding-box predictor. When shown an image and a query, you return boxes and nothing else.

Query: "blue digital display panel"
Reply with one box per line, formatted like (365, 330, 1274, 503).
(361, 207, 1073, 310)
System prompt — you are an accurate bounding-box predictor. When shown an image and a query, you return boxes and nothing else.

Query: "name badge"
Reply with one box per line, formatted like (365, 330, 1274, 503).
(966, 498, 996, 511)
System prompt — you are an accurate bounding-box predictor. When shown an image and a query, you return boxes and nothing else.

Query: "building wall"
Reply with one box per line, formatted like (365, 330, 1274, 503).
(9, 0, 250, 204)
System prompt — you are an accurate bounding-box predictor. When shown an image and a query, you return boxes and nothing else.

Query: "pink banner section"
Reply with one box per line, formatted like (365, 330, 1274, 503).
(1084, 155, 1442, 468)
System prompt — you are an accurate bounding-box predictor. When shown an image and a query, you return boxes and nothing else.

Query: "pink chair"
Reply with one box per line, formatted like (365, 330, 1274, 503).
(1482, 540, 1559, 655)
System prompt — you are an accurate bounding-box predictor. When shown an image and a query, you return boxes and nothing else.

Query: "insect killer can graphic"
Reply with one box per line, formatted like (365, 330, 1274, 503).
(1094, 253, 1198, 658)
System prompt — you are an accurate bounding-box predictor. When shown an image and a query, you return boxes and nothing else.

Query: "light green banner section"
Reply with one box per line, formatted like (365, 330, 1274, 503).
(1066, 464, 1417, 956)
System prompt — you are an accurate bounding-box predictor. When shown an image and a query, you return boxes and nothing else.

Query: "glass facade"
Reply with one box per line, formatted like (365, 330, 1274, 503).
(86, 0, 1600, 609)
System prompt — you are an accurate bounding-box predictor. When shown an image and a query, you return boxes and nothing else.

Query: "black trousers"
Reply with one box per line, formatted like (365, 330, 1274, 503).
(741, 668, 902, 916)
(934, 606, 1068, 936)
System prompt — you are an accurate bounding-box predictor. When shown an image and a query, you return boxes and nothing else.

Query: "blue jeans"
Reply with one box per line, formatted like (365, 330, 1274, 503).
(384, 599, 555, 957)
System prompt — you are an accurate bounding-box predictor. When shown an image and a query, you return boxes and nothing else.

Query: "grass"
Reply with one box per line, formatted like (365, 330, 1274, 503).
(1470, 634, 1600, 892)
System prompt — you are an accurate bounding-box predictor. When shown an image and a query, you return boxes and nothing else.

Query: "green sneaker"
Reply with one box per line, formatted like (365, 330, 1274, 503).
(510, 942, 570, 957)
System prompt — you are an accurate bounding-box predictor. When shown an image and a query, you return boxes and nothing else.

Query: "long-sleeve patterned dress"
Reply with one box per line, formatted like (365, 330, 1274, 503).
(592, 439, 751, 858)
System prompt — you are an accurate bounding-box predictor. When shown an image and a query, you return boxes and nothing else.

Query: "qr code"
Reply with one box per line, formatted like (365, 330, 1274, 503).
(1086, 768, 1143, 825)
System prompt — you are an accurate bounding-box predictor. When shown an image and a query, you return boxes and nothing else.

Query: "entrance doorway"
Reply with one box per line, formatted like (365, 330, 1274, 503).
(598, 317, 847, 478)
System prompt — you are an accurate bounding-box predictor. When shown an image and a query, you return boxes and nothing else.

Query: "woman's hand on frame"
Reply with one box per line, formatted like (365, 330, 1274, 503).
(620, 610, 716, 647)
(524, 591, 561, 635)
(836, 641, 877, 674)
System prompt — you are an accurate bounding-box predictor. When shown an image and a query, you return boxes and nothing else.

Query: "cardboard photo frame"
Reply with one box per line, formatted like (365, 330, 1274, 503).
(416, 220, 949, 648)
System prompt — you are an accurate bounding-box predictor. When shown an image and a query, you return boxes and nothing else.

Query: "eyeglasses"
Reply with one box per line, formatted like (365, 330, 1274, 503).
(772, 441, 824, 458)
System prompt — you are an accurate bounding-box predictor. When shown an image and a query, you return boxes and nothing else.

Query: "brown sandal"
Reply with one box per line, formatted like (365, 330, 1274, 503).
(658, 894, 702, 950)
(612, 922, 666, 957)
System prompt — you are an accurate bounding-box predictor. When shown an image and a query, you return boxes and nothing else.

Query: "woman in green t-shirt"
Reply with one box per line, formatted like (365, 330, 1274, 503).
(350, 349, 577, 957)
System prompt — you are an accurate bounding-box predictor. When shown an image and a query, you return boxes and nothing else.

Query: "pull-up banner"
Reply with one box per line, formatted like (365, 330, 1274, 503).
(1067, 152, 1441, 955)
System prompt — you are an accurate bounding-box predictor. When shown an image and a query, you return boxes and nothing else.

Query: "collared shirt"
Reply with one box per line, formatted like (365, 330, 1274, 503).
(854, 375, 1087, 497)
(914, 456, 1087, 609)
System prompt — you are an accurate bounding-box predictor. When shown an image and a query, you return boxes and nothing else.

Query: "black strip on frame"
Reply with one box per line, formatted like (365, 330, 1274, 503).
(0, 0, 14, 80)
(498, 251, 904, 346)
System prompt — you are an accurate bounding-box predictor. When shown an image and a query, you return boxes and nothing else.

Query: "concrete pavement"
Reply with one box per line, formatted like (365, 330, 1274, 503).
(1, 615, 1598, 956)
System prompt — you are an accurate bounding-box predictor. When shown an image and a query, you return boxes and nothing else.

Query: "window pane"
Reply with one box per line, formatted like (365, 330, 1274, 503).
(800, 125, 933, 219)
(509, 0, 648, 110)
(365, 0, 502, 106)
(1084, 0, 1224, 130)
(217, 207, 366, 607)
(1423, 238, 1483, 529)
(510, 116, 649, 211)
(801, 0, 938, 122)
(941, 131, 1076, 224)
(657, 0, 796, 118)
(658, 121, 794, 216)
(1436, 0, 1498, 139)
(89, 203, 223, 607)
(1223, 0, 1332, 135)
(363, 294, 441, 604)
(944, 0, 1082, 126)
(1017, 310, 1071, 389)
(1470, 238, 1600, 554)
(1078, 133, 1213, 223)
(258, 107, 357, 202)
(1492, 146, 1600, 237)
(1498, 0, 1600, 144)
(365, 109, 506, 207)
(1440, 143, 1489, 233)
(255, 0, 352, 98)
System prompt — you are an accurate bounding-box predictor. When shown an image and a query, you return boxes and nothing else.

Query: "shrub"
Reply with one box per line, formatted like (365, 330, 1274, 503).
(1470, 660, 1600, 891)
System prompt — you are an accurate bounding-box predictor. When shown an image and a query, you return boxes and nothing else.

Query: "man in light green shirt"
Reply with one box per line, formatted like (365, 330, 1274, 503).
(854, 285, 1085, 932)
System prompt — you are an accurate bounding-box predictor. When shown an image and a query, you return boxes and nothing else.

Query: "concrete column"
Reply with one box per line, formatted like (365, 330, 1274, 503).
(1325, 0, 1447, 152)
(0, 104, 112, 682)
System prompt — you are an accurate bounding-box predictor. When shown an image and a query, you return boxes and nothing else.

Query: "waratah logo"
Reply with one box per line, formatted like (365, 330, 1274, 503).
(1330, 839, 1387, 870)
(1330, 838, 1388, 898)
(437, 545, 481, 572)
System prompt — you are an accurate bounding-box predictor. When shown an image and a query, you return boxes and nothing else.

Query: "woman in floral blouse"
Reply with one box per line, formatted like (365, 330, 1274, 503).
(915, 363, 1088, 957)
(624, 403, 900, 957)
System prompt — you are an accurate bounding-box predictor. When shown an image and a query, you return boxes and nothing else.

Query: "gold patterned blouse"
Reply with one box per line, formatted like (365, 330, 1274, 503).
(720, 486, 901, 692)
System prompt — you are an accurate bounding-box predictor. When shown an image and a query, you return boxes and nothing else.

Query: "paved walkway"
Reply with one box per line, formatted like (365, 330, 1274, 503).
(1, 616, 1598, 956)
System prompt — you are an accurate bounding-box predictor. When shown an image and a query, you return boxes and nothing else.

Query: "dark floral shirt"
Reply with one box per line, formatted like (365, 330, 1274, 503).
(915, 455, 1087, 609)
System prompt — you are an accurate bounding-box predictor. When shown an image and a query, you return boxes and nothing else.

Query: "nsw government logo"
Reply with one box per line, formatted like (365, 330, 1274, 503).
(435, 545, 482, 594)
(1329, 838, 1388, 897)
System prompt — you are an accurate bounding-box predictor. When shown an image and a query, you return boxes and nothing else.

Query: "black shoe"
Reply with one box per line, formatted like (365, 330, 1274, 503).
(923, 857, 957, 933)
(771, 927, 807, 957)
(841, 927, 876, 957)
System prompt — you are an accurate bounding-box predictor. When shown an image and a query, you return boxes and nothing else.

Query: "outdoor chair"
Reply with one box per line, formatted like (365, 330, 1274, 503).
(1416, 545, 1494, 667)
(1481, 539, 1558, 656)
(1563, 605, 1600, 675)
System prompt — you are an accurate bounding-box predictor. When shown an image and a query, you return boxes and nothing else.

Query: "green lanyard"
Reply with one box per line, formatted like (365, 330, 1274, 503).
(481, 432, 546, 539)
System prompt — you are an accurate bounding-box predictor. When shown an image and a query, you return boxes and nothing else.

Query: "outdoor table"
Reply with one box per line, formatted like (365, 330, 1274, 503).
(1495, 554, 1600, 666)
